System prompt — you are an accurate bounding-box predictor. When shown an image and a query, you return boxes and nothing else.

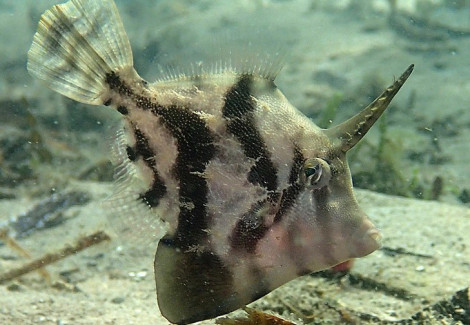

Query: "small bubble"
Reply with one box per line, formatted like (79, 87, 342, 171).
(136, 271, 147, 278)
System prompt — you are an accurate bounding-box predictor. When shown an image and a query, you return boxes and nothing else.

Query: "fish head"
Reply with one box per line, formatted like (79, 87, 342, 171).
(283, 65, 414, 273)
(282, 146, 381, 273)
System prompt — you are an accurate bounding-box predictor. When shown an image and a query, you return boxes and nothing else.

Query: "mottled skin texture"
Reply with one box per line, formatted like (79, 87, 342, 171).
(27, 0, 413, 324)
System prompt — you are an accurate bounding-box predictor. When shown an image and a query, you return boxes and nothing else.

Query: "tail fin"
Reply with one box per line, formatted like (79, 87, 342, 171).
(27, 0, 133, 105)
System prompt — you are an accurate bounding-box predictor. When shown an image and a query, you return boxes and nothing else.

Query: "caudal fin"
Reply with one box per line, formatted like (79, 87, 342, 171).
(27, 0, 133, 105)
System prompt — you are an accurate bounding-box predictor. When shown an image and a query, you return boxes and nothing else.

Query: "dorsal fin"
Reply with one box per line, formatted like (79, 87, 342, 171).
(153, 32, 287, 83)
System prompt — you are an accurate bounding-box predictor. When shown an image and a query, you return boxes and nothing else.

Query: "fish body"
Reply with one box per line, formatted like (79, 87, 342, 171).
(27, 1, 413, 324)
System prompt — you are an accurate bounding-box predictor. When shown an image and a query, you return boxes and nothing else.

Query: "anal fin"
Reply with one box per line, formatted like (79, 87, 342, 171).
(155, 238, 241, 325)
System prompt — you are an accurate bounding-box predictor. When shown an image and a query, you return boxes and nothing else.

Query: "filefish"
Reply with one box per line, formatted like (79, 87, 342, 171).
(27, 0, 413, 324)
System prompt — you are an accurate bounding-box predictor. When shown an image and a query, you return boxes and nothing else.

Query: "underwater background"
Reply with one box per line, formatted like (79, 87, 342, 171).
(0, 0, 469, 324)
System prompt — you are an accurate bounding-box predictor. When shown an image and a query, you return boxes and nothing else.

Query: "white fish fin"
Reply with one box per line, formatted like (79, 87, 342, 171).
(208, 43, 286, 81)
(27, 0, 133, 105)
(157, 51, 285, 82)
(153, 31, 286, 83)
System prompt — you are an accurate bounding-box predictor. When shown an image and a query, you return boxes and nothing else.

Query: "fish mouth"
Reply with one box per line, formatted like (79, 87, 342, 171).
(350, 218, 382, 258)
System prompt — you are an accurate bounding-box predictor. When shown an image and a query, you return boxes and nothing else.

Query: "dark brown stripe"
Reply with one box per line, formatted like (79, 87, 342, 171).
(105, 71, 133, 98)
(222, 75, 282, 253)
(156, 106, 216, 248)
(222, 74, 254, 119)
(274, 184, 302, 223)
(117, 105, 128, 115)
(103, 72, 219, 248)
(274, 146, 305, 223)
(222, 74, 278, 192)
(126, 145, 136, 161)
(288, 146, 304, 184)
(132, 128, 167, 208)
(230, 200, 270, 253)
(140, 182, 167, 208)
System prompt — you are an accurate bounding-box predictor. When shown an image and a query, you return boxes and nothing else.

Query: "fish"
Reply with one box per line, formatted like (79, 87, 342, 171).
(27, 0, 413, 324)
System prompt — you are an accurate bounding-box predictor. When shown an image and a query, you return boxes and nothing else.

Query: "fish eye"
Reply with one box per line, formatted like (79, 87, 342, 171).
(305, 163, 321, 182)
(303, 158, 331, 189)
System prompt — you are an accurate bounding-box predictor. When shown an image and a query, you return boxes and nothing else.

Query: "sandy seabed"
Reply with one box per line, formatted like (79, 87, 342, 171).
(0, 183, 469, 324)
